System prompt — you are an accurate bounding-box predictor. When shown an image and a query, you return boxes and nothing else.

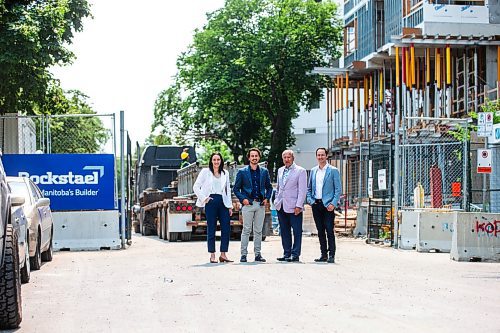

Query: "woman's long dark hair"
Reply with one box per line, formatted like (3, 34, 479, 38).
(208, 152, 225, 175)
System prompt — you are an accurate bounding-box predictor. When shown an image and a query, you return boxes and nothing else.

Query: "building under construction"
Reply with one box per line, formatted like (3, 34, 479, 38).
(313, 0, 500, 244)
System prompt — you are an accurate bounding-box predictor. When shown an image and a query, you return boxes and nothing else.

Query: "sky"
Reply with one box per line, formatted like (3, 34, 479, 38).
(50, 0, 226, 145)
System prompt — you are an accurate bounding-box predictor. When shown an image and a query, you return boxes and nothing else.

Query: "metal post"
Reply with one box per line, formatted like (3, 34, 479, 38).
(334, 110, 337, 141)
(46, 116, 51, 153)
(341, 83, 344, 140)
(327, 88, 331, 152)
(40, 115, 45, 153)
(425, 48, 430, 118)
(120, 111, 126, 249)
(462, 120, 468, 210)
(474, 47, 478, 113)
(357, 81, 361, 143)
(464, 48, 469, 114)
(112, 114, 118, 210)
(358, 142, 363, 200)
(394, 82, 401, 249)
(473, 48, 487, 211)
(446, 45, 453, 118)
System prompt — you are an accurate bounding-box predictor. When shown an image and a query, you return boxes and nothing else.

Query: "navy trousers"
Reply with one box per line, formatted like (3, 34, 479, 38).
(311, 202, 336, 257)
(277, 208, 303, 257)
(205, 194, 230, 253)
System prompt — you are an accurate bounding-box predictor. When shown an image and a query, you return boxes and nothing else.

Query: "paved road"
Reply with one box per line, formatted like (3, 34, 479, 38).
(11, 235, 500, 333)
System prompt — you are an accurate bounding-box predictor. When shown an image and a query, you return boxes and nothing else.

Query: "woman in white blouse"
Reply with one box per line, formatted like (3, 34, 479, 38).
(193, 152, 233, 263)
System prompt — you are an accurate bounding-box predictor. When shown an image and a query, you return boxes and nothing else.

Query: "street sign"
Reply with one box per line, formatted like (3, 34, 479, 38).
(488, 123, 500, 144)
(478, 112, 494, 137)
(378, 169, 387, 190)
(485, 112, 494, 134)
(477, 149, 492, 174)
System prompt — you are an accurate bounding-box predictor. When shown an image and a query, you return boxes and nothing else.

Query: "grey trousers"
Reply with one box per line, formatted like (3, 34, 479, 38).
(240, 201, 266, 256)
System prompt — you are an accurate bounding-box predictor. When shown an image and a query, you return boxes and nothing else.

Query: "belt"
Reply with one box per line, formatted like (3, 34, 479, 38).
(315, 199, 323, 204)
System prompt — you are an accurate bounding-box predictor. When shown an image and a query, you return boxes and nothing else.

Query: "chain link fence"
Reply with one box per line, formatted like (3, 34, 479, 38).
(367, 136, 394, 243)
(47, 114, 115, 154)
(0, 113, 115, 154)
(400, 118, 468, 211)
(470, 136, 500, 213)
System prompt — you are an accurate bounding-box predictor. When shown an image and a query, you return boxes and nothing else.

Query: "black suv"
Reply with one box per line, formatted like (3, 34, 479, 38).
(0, 154, 22, 329)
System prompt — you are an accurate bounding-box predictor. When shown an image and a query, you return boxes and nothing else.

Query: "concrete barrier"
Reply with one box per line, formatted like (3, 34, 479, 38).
(451, 212, 500, 262)
(416, 211, 454, 252)
(354, 204, 368, 237)
(400, 210, 419, 250)
(53, 211, 121, 251)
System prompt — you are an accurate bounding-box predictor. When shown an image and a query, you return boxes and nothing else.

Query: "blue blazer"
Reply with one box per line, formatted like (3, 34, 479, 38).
(233, 166, 273, 204)
(306, 165, 342, 208)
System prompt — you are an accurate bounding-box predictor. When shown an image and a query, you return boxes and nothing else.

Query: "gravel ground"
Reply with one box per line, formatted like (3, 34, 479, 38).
(11, 234, 500, 333)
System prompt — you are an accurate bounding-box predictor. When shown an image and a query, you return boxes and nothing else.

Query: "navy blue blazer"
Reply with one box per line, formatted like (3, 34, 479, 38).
(233, 165, 273, 204)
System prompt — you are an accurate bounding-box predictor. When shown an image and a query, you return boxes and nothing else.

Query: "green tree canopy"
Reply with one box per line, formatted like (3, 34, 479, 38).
(0, 0, 91, 114)
(153, 0, 342, 176)
(198, 140, 233, 165)
(47, 88, 110, 153)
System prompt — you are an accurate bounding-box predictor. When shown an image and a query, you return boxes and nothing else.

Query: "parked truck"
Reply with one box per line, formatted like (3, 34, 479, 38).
(132, 146, 272, 241)
(132, 145, 196, 236)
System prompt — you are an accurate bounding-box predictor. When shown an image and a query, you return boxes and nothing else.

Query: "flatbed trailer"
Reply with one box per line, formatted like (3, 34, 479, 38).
(137, 162, 272, 241)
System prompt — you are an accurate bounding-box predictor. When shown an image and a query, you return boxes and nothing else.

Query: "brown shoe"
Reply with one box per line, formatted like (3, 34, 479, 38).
(219, 256, 233, 263)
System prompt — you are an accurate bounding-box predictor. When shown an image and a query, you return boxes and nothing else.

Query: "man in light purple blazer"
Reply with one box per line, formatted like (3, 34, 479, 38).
(274, 150, 307, 262)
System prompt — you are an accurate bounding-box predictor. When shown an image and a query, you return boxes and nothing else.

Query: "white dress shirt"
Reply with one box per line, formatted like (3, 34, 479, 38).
(315, 164, 327, 199)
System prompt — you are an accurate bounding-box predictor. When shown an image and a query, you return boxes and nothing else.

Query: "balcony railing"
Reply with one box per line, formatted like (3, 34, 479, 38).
(403, 5, 424, 27)
(344, 51, 357, 67)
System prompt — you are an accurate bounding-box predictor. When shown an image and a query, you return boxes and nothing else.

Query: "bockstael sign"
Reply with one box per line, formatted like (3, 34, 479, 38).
(3, 154, 115, 211)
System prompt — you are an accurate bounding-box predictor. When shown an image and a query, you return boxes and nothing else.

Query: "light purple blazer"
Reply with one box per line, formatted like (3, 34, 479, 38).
(274, 163, 307, 214)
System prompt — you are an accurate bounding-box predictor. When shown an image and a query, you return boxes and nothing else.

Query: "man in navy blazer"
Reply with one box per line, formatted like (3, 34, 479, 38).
(234, 148, 273, 263)
(306, 147, 342, 263)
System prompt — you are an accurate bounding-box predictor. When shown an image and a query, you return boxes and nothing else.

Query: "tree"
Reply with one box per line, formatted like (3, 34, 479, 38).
(153, 0, 342, 176)
(145, 133, 172, 146)
(47, 89, 110, 153)
(0, 0, 91, 114)
(198, 140, 233, 165)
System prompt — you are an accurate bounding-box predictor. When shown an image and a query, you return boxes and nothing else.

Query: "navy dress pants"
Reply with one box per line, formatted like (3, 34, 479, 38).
(205, 194, 230, 253)
(277, 208, 303, 257)
(311, 202, 336, 257)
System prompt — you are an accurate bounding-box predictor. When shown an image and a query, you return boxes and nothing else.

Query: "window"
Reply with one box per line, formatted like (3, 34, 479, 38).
(304, 128, 316, 134)
(311, 99, 320, 109)
(8, 181, 32, 205)
(344, 19, 357, 55)
(346, 26, 356, 54)
(28, 181, 40, 201)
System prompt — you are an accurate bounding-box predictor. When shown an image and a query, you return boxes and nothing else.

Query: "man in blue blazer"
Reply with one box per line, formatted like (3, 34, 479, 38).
(234, 148, 273, 263)
(306, 147, 342, 263)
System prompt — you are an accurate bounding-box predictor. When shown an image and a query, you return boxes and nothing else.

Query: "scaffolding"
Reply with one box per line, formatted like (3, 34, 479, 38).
(316, 32, 500, 246)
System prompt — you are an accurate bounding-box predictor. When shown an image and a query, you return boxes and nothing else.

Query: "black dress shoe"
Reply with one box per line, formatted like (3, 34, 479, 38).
(287, 256, 300, 262)
(240, 255, 247, 263)
(327, 256, 335, 264)
(277, 256, 290, 262)
(255, 255, 266, 262)
(314, 256, 328, 262)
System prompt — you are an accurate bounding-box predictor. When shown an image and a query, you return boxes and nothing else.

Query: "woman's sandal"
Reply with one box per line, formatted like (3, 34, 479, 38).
(210, 257, 218, 263)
